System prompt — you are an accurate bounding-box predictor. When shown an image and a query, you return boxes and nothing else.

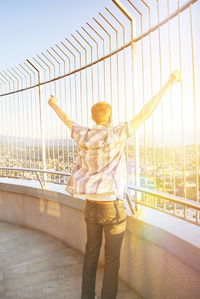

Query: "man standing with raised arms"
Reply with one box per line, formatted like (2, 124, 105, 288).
(48, 70, 181, 299)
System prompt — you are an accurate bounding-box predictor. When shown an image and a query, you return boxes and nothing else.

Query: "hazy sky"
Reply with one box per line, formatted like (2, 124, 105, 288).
(0, 0, 110, 71)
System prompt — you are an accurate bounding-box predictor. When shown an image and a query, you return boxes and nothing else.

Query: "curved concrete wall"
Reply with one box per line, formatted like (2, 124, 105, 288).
(0, 178, 200, 299)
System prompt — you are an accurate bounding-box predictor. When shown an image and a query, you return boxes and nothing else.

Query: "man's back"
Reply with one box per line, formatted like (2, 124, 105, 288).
(65, 121, 133, 199)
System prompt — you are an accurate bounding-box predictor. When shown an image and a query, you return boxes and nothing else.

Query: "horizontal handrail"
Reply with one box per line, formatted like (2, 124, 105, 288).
(128, 184, 200, 211)
(1, 167, 199, 225)
(0, 166, 70, 188)
(0, 166, 199, 209)
(0, 166, 70, 177)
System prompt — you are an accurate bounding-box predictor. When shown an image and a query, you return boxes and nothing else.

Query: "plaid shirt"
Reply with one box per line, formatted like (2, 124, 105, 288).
(65, 121, 133, 200)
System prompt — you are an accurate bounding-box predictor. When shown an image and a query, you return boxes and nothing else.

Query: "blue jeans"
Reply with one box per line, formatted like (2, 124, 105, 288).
(81, 199, 127, 299)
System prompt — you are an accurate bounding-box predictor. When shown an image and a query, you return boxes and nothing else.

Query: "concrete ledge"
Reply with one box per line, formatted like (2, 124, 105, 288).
(0, 178, 200, 299)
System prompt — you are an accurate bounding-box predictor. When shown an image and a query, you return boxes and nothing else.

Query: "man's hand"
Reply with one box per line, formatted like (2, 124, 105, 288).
(48, 95, 74, 130)
(167, 71, 182, 86)
(48, 95, 58, 109)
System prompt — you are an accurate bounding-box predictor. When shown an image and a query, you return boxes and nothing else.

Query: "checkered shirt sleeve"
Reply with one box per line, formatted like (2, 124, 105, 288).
(112, 120, 134, 141)
(71, 123, 89, 143)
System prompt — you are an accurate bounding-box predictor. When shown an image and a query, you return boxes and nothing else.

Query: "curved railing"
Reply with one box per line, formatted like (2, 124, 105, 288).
(0, 0, 199, 224)
(0, 0, 197, 98)
(0, 166, 199, 226)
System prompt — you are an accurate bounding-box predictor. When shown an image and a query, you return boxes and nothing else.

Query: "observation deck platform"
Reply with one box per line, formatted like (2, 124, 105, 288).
(0, 221, 141, 299)
(0, 178, 199, 299)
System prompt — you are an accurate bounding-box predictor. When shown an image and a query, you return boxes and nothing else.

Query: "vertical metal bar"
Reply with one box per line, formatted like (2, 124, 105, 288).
(105, 7, 130, 201)
(36, 55, 52, 178)
(26, 59, 47, 186)
(105, 7, 127, 121)
(99, 12, 120, 120)
(0, 77, 8, 176)
(40, 52, 56, 180)
(130, 11, 140, 210)
(71, 34, 89, 124)
(81, 26, 96, 105)
(0, 82, 4, 175)
(0, 73, 11, 170)
(3, 71, 15, 171)
(167, 0, 176, 216)
(77, 29, 94, 110)
(32, 57, 49, 178)
(14, 66, 30, 169)
(112, 0, 141, 212)
(9, 69, 27, 170)
(50, 46, 67, 178)
(140, 0, 156, 207)
(91, 19, 112, 106)
(146, 3, 156, 201)
(98, 13, 112, 102)
(65, 38, 83, 173)
(76, 29, 92, 112)
(66, 38, 83, 125)
(19, 63, 36, 169)
(190, 3, 199, 200)
(46, 50, 62, 180)
(86, 22, 103, 101)
(61, 41, 78, 121)
(24, 61, 40, 169)
(54, 44, 72, 174)
(155, 0, 166, 199)
(60, 41, 77, 166)
(177, 1, 187, 204)
(189, 5, 199, 209)
(127, 1, 147, 192)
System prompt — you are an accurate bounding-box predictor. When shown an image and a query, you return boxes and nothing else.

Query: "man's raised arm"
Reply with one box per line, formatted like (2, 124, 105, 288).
(130, 71, 182, 131)
(48, 95, 75, 130)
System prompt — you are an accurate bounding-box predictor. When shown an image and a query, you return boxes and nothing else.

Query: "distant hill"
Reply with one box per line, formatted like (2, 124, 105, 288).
(0, 129, 199, 147)
(0, 135, 75, 148)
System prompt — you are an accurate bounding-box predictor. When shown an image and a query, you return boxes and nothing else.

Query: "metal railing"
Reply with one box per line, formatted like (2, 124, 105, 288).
(0, 0, 199, 225)
(0, 166, 70, 188)
(0, 166, 199, 226)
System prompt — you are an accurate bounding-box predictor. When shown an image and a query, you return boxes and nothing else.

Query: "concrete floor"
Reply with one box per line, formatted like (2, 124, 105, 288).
(0, 221, 141, 299)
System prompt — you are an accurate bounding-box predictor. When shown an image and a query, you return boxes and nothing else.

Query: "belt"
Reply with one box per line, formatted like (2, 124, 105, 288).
(86, 199, 122, 204)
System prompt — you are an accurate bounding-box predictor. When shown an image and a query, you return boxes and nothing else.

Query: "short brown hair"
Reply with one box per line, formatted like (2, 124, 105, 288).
(91, 102, 112, 124)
